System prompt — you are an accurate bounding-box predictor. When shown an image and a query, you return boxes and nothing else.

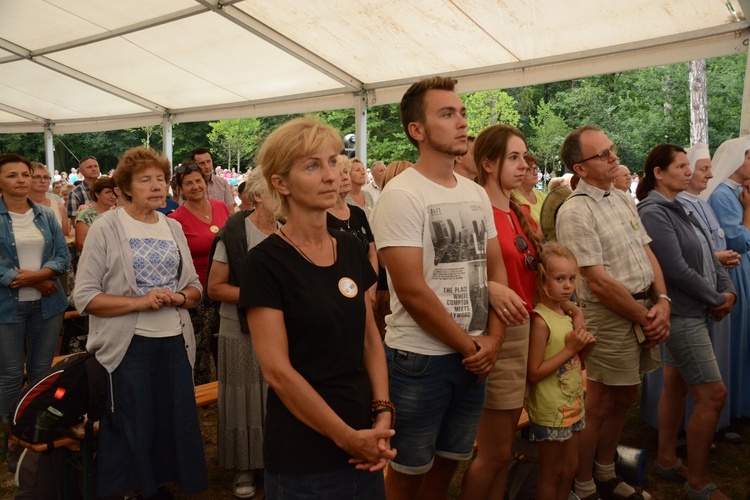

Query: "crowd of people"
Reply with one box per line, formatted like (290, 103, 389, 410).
(0, 75, 749, 500)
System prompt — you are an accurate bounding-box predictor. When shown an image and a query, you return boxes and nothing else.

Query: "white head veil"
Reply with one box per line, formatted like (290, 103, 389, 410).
(700, 136, 750, 200)
(685, 143, 710, 179)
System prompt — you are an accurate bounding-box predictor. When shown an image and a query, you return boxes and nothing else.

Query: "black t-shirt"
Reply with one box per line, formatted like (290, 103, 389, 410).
(326, 204, 374, 256)
(239, 229, 378, 474)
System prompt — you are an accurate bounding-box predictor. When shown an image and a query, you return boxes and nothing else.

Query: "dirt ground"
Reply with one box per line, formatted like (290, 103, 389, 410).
(2, 402, 749, 499)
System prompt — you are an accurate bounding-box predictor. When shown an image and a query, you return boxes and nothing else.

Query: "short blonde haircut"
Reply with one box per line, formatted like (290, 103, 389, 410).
(255, 117, 343, 217)
(113, 147, 171, 202)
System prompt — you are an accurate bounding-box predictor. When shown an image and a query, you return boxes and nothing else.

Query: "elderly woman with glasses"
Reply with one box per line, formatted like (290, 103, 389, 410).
(512, 154, 546, 227)
(461, 125, 584, 499)
(73, 147, 207, 498)
(169, 161, 231, 384)
(28, 162, 70, 236)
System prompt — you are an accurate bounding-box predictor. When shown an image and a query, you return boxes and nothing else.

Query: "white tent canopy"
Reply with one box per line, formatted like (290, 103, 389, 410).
(1, 0, 749, 140)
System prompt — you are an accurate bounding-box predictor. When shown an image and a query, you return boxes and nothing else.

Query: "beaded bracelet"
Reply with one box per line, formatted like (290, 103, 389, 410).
(177, 291, 188, 307)
(371, 400, 396, 428)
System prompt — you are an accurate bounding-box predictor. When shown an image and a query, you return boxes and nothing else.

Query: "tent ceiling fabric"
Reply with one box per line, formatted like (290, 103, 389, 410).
(0, 0, 748, 134)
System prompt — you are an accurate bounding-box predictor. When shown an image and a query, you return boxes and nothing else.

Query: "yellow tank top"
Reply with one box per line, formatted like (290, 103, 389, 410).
(525, 303, 585, 428)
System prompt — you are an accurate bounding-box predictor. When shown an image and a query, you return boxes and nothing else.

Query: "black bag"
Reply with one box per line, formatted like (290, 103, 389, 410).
(11, 352, 107, 446)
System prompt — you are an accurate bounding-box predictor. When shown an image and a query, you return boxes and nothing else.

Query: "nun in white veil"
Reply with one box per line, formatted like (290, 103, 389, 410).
(640, 143, 738, 434)
(705, 136, 750, 419)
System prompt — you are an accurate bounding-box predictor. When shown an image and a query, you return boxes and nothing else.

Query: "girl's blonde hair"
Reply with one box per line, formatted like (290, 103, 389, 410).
(536, 242, 580, 301)
(255, 117, 343, 218)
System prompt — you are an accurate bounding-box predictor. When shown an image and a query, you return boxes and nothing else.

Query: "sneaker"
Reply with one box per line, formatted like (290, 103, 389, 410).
(234, 470, 256, 499)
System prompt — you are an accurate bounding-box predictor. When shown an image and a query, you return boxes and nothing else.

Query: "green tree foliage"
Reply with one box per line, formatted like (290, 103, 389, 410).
(706, 53, 745, 151)
(0, 133, 45, 163)
(461, 90, 520, 136)
(172, 122, 212, 164)
(207, 118, 261, 172)
(529, 100, 569, 175)
(363, 104, 416, 165)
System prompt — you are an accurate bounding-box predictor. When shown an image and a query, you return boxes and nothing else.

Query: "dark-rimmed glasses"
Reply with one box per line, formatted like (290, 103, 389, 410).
(174, 162, 200, 175)
(579, 145, 617, 164)
(32, 174, 51, 182)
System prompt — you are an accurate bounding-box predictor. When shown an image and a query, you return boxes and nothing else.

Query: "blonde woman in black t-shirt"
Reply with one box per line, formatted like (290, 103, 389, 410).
(239, 118, 395, 499)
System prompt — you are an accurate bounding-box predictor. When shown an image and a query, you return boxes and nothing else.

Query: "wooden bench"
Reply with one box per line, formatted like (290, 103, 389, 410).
(195, 380, 218, 407)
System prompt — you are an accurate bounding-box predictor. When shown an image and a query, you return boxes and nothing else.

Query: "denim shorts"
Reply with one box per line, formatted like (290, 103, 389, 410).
(264, 467, 384, 500)
(530, 417, 585, 442)
(664, 315, 722, 385)
(384, 345, 487, 474)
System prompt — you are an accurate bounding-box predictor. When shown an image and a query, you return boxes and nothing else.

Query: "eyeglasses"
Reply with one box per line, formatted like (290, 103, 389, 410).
(579, 145, 617, 164)
(174, 162, 200, 175)
(32, 175, 51, 182)
(510, 216, 538, 271)
(525, 167, 539, 174)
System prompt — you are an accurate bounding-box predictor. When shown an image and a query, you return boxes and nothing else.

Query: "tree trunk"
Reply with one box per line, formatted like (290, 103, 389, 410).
(689, 59, 709, 145)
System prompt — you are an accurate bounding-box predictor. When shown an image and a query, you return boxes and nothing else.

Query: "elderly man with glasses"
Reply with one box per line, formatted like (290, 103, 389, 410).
(556, 126, 671, 500)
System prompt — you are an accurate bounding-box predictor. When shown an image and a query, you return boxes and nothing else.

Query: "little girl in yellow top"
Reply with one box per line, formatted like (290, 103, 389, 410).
(526, 243, 596, 500)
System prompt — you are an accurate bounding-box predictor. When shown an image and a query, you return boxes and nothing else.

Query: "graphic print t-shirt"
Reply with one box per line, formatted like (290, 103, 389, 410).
(371, 167, 497, 355)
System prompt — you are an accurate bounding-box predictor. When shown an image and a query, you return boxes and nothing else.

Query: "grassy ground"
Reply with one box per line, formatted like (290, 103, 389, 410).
(2, 402, 749, 499)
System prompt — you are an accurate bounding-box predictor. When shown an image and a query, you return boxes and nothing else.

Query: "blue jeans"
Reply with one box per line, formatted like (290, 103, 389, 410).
(265, 467, 385, 500)
(0, 300, 63, 421)
(384, 345, 487, 474)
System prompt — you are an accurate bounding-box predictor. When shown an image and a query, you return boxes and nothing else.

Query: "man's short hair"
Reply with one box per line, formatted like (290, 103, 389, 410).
(79, 156, 97, 165)
(400, 76, 458, 149)
(560, 125, 601, 172)
(190, 148, 211, 161)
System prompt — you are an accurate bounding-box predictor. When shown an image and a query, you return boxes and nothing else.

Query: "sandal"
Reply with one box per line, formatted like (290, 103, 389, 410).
(595, 475, 651, 499)
(653, 457, 687, 482)
(684, 482, 719, 499)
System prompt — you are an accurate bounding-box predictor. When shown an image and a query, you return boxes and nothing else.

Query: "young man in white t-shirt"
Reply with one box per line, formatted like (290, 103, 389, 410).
(370, 76, 507, 500)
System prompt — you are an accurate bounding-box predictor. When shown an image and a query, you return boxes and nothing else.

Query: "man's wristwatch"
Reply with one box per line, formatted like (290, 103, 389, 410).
(655, 293, 671, 304)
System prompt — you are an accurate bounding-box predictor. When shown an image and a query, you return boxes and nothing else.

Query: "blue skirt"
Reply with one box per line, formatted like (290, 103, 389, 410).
(97, 335, 208, 497)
